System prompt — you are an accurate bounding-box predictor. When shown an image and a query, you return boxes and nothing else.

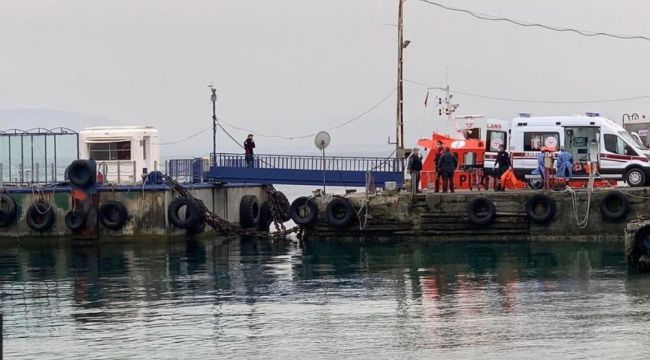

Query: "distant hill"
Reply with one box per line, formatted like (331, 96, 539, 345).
(0, 109, 115, 132)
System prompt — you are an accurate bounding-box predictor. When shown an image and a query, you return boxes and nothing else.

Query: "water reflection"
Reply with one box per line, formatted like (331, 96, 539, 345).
(0, 238, 648, 359)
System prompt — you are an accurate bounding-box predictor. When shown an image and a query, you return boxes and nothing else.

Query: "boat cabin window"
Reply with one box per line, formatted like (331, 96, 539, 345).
(523, 132, 559, 151)
(604, 134, 637, 156)
(486, 130, 507, 152)
(88, 141, 132, 161)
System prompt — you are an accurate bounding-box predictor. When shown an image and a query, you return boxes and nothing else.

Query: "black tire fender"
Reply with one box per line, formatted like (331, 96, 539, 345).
(26, 200, 55, 232)
(634, 225, 650, 258)
(239, 195, 261, 229)
(325, 197, 355, 228)
(600, 190, 630, 222)
(258, 201, 274, 231)
(168, 197, 202, 230)
(289, 196, 318, 226)
(467, 196, 496, 226)
(526, 193, 557, 225)
(0, 193, 18, 227)
(99, 201, 128, 230)
(270, 191, 291, 222)
(67, 160, 96, 187)
(65, 210, 86, 231)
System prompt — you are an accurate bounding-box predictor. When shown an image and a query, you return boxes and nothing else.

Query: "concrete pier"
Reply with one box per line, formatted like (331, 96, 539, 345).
(304, 187, 650, 242)
(0, 184, 268, 239)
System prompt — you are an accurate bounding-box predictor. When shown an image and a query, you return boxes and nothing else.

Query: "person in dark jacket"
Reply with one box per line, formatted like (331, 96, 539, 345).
(494, 144, 510, 191)
(244, 134, 255, 167)
(437, 147, 457, 193)
(433, 141, 444, 192)
(407, 148, 423, 193)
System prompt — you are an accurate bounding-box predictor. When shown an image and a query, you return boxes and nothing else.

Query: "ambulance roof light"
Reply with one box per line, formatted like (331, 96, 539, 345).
(585, 112, 601, 117)
(519, 113, 532, 118)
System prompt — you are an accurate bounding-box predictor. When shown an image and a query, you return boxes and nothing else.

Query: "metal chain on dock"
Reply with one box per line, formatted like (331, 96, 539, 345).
(162, 175, 297, 239)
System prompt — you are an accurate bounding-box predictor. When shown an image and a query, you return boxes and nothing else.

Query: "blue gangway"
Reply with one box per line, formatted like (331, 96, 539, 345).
(208, 153, 403, 187)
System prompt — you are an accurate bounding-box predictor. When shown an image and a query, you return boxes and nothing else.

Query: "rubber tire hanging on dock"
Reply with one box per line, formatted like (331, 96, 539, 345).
(67, 159, 95, 187)
(98, 201, 128, 230)
(325, 197, 355, 228)
(634, 225, 650, 257)
(600, 190, 630, 222)
(168, 197, 203, 230)
(467, 197, 496, 226)
(0, 194, 18, 227)
(65, 210, 86, 231)
(239, 195, 261, 229)
(525, 193, 556, 225)
(26, 200, 55, 232)
(258, 201, 274, 231)
(289, 196, 318, 226)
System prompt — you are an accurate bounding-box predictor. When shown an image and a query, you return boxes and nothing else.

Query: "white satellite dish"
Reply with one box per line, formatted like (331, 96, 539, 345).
(314, 131, 331, 150)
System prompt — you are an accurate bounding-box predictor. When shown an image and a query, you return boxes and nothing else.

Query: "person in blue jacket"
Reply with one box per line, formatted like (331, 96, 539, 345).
(556, 146, 573, 183)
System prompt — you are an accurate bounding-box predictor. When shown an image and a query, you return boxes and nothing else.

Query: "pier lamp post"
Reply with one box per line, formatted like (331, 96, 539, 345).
(210, 85, 217, 166)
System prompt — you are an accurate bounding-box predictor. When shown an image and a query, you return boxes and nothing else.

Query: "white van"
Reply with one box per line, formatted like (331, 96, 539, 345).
(506, 114, 650, 187)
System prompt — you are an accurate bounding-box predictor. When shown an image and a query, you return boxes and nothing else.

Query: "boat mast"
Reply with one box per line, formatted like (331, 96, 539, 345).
(396, 0, 405, 162)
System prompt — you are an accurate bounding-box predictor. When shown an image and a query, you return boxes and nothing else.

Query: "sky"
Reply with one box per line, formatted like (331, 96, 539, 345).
(1, 0, 649, 157)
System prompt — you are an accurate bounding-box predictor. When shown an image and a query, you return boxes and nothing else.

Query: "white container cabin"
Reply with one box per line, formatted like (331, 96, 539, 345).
(79, 126, 160, 184)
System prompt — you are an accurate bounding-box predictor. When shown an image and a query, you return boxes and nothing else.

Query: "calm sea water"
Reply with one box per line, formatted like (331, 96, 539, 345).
(1, 237, 649, 360)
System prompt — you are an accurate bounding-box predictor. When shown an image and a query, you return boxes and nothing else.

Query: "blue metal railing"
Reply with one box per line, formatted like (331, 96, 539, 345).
(212, 153, 400, 172)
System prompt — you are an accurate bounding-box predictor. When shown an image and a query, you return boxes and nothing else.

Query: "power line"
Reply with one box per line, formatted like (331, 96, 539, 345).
(219, 88, 397, 140)
(157, 126, 212, 145)
(416, 0, 650, 42)
(405, 79, 650, 104)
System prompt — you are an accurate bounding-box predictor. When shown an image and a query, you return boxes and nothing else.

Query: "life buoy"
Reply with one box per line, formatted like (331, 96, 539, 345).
(270, 191, 291, 222)
(0, 193, 18, 227)
(65, 210, 86, 231)
(239, 195, 261, 229)
(600, 191, 631, 222)
(67, 160, 95, 187)
(258, 201, 273, 231)
(98, 201, 128, 230)
(289, 196, 319, 226)
(326, 197, 355, 228)
(168, 197, 202, 229)
(26, 200, 55, 232)
(467, 196, 496, 225)
(526, 193, 556, 225)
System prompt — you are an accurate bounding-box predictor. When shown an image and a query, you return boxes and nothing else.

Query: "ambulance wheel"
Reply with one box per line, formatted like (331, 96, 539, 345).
(625, 167, 645, 187)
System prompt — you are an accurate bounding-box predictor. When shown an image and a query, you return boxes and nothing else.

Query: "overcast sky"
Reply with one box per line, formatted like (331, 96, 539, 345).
(1, 0, 649, 157)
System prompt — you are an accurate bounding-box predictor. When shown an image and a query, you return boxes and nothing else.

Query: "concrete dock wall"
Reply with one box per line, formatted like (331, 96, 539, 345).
(0, 184, 267, 239)
(305, 188, 650, 242)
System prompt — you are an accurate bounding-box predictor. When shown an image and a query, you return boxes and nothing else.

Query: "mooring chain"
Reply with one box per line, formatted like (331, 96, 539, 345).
(264, 185, 288, 233)
(162, 175, 296, 239)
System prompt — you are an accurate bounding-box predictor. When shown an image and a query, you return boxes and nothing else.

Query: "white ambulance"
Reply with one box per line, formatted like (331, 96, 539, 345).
(503, 113, 650, 187)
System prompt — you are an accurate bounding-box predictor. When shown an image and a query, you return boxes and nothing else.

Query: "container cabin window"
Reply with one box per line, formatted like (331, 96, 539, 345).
(604, 134, 637, 156)
(523, 132, 559, 151)
(88, 141, 131, 160)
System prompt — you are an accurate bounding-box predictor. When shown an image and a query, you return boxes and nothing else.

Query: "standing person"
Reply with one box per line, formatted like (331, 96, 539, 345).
(556, 146, 573, 185)
(244, 134, 255, 167)
(437, 147, 458, 193)
(406, 148, 423, 193)
(433, 141, 444, 192)
(494, 144, 510, 191)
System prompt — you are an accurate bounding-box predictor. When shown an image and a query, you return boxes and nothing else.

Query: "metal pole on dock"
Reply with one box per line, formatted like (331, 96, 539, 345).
(1, 312, 3, 360)
(210, 85, 217, 166)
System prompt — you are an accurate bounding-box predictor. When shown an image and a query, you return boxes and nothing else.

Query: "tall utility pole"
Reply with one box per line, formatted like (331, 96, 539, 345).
(396, 0, 405, 167)
(210, 85, 217, 165)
